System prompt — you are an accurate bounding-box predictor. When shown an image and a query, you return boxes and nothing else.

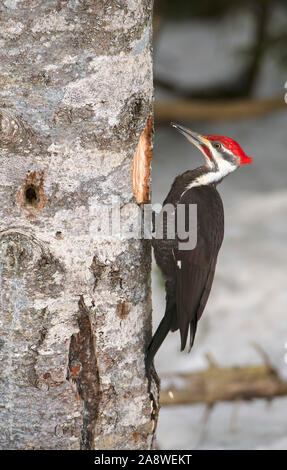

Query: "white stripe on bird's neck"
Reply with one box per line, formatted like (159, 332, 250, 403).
(182, 148, 236, 196)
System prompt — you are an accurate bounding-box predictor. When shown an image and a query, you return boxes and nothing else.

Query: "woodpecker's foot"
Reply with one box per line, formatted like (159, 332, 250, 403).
(145, 352, 160, 393)
(145, 352, 153, 390)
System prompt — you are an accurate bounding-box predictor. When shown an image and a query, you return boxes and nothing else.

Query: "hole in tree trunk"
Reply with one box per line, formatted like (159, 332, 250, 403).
(25, 185, 38, 205)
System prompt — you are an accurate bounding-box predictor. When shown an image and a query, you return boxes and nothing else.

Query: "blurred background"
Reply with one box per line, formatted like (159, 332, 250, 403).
(151, 0, 287, 449)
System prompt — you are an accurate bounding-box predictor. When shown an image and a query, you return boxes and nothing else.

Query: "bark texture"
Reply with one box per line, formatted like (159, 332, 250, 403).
(0, 0, 156, 450)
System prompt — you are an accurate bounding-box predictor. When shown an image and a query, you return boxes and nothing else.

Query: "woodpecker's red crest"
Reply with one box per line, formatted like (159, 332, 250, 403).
(206, 135, 253, 165)
(171, 123, 253, 186)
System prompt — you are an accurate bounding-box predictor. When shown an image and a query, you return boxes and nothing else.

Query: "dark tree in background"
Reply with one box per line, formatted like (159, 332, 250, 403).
(154, 0, 287, 99)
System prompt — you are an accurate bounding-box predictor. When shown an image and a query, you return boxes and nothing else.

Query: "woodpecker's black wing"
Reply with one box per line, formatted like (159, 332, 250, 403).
(174, 185, 224, 350)
(174, 242, 216, 350)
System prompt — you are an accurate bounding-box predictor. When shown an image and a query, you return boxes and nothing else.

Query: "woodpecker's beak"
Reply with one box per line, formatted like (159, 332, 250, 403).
(171, 123, 209, 147)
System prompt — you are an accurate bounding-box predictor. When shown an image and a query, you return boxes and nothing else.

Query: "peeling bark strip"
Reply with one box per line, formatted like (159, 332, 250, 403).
(0, 1, 156, 450)
(67, 296, 100, 450)
(132, 117, 153, 204)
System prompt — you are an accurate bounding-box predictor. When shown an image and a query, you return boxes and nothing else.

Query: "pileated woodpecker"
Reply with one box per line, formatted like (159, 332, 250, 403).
(146, 123, 252, 374)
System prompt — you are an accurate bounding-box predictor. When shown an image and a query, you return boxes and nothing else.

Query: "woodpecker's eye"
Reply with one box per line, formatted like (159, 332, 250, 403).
(213, 142, 222, 150)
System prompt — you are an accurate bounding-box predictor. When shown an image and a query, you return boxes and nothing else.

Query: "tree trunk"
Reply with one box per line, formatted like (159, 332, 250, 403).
(0, 0, 156, 450)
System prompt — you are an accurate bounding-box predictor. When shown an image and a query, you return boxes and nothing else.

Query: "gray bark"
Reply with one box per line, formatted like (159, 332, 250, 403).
(0, 0, 156, 450)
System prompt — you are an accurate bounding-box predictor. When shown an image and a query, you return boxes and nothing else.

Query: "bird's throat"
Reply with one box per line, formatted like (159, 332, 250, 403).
(182, 164, 232, 196)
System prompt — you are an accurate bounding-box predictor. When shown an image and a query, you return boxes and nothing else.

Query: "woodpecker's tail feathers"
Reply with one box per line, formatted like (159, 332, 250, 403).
(145, 301, 176, 376)
(180, 318, 198, 352)
(188, 319, 198, 352)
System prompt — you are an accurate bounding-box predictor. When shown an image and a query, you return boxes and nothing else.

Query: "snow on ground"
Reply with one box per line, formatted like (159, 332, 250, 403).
(152, 12, 287, 449)
(157, 398, 287, 450)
